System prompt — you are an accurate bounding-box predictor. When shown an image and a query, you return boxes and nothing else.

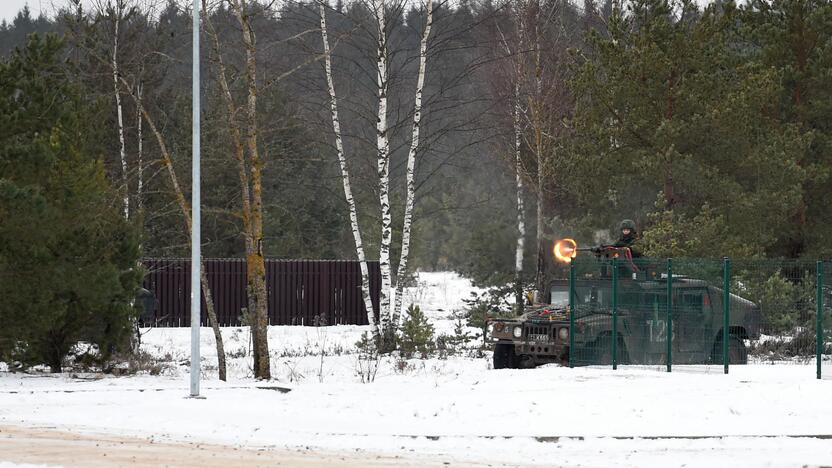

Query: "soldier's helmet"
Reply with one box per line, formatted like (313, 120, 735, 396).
(619, 219, 637, 234)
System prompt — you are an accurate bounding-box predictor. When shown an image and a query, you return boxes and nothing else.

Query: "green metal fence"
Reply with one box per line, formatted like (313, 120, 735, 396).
(820, 261, 832, 379)
(566, 256, 832, 378)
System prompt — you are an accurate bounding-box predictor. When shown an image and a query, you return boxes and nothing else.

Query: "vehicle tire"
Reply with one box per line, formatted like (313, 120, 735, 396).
(711, 335, 748, 365)
(593, 334, 628, 365)
(493, 342, 517, 369)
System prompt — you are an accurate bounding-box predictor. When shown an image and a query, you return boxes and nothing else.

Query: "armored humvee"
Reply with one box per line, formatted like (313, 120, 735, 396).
(486, 273, 762, 369)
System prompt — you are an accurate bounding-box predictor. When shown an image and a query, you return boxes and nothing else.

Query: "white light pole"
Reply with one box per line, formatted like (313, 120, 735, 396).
(190, 0, 201, 398)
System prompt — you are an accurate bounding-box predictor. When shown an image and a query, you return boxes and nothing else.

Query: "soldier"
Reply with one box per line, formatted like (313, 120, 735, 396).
(613, 219, 640, 258)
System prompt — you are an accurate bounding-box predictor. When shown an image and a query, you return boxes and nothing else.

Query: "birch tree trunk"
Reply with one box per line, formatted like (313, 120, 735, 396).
(124, 80, 227, 381)
(318, 2, 378, 341)
(513, 79, 526, 315)
(532, 0, 547, 302)
(111, 5, 129, 219)
(391, 0, 433, 331)
(136, 81, 143, 212)
(230, 0, 271, 379)
(510, 2, 527, 314)
(373, 0, 394, 350)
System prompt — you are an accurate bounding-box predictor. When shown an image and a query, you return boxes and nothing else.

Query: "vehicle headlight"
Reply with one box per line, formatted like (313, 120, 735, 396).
(558, 327, 569, 341)
(513, 326, 522, 338)
(494, 323, 504, 333)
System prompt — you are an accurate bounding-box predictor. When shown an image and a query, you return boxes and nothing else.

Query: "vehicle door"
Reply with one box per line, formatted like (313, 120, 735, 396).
(638, 292, 672, 362)
(674, 288, 712, 355)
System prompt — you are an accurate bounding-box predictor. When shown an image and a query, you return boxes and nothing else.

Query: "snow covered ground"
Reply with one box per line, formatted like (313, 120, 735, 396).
(1, 272, 831, 467)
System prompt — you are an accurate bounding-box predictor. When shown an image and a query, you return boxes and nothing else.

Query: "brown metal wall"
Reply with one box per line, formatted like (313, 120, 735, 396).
(141, 259, 381, 327)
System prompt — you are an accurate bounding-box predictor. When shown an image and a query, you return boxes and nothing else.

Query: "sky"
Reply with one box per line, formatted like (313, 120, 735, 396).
(1, 0, 94, 23)
(2, 0, 49, 22)
(1, 0, 719, 26)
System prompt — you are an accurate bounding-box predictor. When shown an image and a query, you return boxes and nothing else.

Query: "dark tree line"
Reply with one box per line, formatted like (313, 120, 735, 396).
(1, 0, 831, 372)
(1, 1, 539, 285)
(3, 0, 831, 269)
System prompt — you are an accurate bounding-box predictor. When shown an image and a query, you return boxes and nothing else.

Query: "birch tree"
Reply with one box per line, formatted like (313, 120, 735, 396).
(520, 0, 570, 300)
(512, 69, 526, 314)
(318, 1, 378, 342)
(136, 80, 143, 211)
(389, 0, 434, 335)
(109, 0, 130, 219)
(498, 2, 528, 313)
(372, 0, 395, 348)
(500, 0, 565, 303)
(63, 3, 230, 381)
(531, 0, 546, 301)
(319, 0, 440, 349)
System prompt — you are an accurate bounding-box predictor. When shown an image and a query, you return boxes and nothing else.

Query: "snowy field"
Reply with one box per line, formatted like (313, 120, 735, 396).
(1, 272, 832, 467)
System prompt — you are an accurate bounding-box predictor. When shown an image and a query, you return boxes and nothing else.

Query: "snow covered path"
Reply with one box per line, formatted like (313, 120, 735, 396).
(0, 425, 444, 468)
(0, 273, 830, 466)
(1, 362, 831, 466)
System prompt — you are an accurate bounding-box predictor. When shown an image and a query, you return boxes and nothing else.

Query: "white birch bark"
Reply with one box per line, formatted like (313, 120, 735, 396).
(514, 78, 526, 313)
(391, 0, 433, 330)
(112, 4, 129, 219)
(136, 81, 143, 212)
(373, 0, 393, 344)
(533, 0, 546, 300)
(508, 1, 526, 313)
(319, 1, 378, 339)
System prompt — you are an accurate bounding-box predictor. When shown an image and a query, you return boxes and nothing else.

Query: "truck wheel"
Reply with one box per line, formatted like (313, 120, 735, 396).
(593, 335, 628, 365)
(712, 335, 748, 365)
(493, 342, 517, 369)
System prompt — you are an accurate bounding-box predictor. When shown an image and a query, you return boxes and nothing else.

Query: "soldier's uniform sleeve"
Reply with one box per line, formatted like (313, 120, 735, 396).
(628, 239, 641, 258)
(613, 236, 641, 257)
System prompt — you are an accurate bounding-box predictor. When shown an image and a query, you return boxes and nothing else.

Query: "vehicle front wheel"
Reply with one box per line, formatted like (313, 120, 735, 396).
(493, 342, 518, 369)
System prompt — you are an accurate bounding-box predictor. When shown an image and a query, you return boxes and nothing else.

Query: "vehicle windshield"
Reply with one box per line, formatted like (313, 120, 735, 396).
(550, 284, 612, 307)
(550, 283, 646, 309)
(550, 287, 569, 306)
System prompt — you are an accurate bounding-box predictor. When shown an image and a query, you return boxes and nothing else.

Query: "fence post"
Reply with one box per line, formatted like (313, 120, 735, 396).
(612, 256, 618, 370)
(817, 260, 823, 380)
(667, 258, 673, 373)
(723, 257, 730, 374)
(569, 259, 576, 368)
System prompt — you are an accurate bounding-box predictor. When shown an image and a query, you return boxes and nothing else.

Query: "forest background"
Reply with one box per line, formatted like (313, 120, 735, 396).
(1, 0, 830, 371)
(4, 0, 831, 283)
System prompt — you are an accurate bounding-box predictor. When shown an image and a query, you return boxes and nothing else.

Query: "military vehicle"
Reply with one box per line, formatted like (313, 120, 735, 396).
(486, 255, 762, 369)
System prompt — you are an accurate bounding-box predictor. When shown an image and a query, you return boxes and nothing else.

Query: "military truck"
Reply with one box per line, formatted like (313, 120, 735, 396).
(487, 274, 762, 369)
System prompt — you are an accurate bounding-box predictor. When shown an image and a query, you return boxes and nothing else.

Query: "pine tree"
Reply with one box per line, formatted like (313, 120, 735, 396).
(738, 0, 832, 258)
(0, 35, 142, 372)
(565, 0, 807, 257)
